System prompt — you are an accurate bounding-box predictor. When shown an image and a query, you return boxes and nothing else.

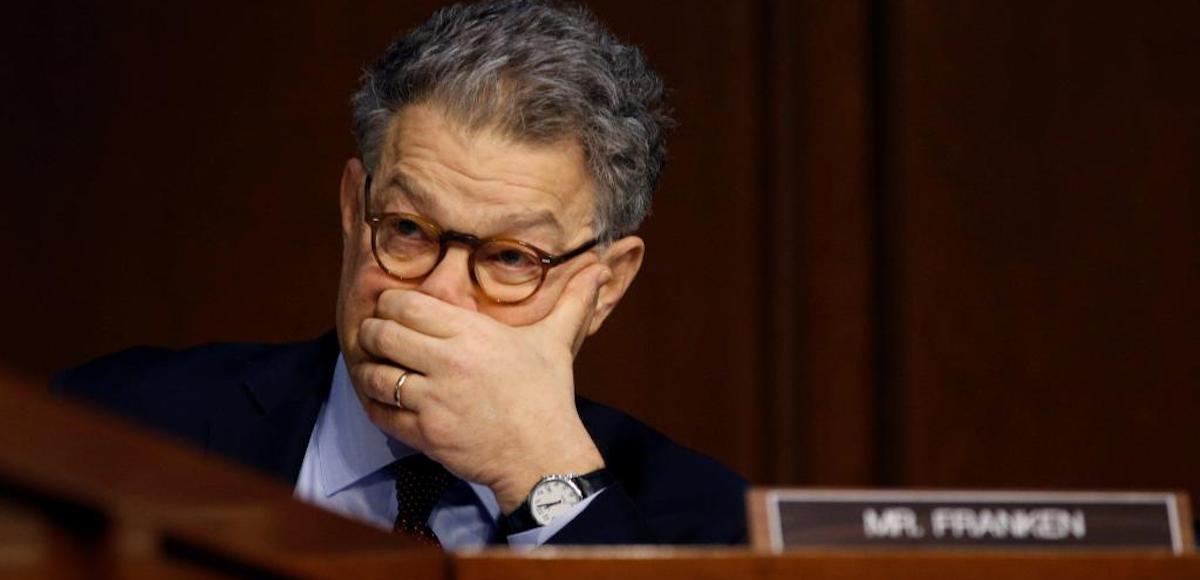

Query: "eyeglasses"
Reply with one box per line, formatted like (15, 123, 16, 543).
(363, 174, 598, 304)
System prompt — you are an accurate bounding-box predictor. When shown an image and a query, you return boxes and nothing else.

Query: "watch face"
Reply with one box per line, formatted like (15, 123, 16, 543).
(530, 477, 583, 526)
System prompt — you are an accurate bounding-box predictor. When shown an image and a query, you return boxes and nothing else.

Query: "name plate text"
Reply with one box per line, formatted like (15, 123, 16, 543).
(749, 489, 1193, 553)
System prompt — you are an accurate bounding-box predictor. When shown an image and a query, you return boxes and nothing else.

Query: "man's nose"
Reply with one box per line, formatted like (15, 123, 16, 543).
(416, 246, 478, 310)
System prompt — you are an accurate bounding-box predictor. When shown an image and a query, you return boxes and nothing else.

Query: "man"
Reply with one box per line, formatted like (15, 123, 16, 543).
(55, 0, 745, 548)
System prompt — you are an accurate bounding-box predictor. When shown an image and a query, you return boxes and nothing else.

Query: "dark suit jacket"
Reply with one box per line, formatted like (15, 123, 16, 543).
(53, 332, 747, 545)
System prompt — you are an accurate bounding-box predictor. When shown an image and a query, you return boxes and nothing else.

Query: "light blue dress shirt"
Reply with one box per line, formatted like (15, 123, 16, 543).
(293, 355, 600, 550)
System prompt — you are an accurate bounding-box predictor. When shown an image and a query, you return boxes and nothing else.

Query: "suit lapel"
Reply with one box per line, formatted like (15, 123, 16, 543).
(206, 332, 340, 485)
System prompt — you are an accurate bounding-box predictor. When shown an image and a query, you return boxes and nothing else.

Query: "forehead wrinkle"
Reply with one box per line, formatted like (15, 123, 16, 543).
(390, 102, 588, 200)
(387, 167, 565, 240)
(425, 151, 588, 241)
(384, 172, 433, 213)
(384, 106, 581, 198)
(380, 104, 595, 245)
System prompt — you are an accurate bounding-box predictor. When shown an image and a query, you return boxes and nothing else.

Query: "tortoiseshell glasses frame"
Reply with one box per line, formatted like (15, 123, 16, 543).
(362, 173, 598, 304)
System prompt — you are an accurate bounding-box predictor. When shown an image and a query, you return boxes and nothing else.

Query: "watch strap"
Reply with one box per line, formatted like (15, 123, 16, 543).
(498, 468, 614, 536)
(573, 468, 615, 497)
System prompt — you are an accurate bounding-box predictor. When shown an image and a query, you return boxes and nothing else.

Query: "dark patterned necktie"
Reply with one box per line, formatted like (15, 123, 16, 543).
(391, 454, 456, 545)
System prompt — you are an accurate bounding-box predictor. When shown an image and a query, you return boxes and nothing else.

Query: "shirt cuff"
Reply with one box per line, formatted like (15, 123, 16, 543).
(505, 488, 607, 551)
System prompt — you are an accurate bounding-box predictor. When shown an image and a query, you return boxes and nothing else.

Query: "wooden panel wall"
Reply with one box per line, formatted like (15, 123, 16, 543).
(3, 0, 1198, 500)
(761, 0, 876, 486)
(883, 1, 1200, 492)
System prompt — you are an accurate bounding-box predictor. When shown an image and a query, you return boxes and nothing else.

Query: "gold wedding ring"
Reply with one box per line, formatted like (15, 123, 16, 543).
(393, 370, 410, 409)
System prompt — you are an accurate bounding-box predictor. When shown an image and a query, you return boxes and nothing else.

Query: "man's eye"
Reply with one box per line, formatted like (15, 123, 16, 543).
(479, 246, 540, 280)
(494, 249, 533, 267)
(393, 218, 424, 238)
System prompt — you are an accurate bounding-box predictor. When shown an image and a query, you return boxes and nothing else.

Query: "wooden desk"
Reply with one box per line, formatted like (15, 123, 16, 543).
(456, 548, 1200, 580)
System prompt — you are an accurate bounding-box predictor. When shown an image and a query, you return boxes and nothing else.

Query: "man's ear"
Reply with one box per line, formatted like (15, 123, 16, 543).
(339, 158, 367, 241)
(587, 236, 645, 335)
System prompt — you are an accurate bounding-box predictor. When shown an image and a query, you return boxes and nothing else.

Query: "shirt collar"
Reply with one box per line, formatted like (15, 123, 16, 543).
(317, 355, 417, 495)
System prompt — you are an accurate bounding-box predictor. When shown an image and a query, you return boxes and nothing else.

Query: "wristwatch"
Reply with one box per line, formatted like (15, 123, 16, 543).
(499, 468, 614, 534)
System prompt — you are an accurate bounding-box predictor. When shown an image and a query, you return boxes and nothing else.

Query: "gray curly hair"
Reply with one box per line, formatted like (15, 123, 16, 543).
(351, 0, 670, 241)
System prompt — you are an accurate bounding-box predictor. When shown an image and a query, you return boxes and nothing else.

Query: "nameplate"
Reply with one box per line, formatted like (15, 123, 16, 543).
(748, 488, 1193, 553)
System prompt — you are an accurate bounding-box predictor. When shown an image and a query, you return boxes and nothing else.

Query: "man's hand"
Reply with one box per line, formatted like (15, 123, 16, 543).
(352, 264, 613, 513)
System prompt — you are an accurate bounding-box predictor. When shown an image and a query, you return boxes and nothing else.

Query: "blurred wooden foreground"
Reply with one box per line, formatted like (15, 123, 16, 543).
(0, 371, 442, 578)
(2, 372, 1198, 579)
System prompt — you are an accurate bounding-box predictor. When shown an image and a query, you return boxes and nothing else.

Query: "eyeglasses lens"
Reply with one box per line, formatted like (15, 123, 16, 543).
(474, 241, 543, 303)
(377, 216, 440, 278)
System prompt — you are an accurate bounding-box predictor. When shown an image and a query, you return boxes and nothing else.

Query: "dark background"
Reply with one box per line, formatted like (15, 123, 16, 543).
(3, 1, 1197, 500)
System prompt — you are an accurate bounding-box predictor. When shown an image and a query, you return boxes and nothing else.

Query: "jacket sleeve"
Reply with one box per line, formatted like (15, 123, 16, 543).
(539, 398, 749, 545)
(543, 482, 655, 544)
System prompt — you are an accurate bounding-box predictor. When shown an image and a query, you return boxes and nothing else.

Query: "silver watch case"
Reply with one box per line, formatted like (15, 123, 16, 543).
(528, 474, 584, 526)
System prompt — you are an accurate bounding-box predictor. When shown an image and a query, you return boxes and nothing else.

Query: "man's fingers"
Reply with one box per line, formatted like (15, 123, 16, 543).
(376, 290, 465, 338)
(539, 263, 612, 349)
(351, 361, 432, 413)
(359, 317, 439, 372)
(363, 398, 427, 450)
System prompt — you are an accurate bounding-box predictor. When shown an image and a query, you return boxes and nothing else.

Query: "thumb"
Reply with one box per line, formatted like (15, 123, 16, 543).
(538, 263, 613, 350)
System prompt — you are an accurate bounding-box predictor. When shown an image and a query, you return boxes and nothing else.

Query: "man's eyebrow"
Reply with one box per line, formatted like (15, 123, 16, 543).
(385, 172, 565, 239)
(386, 173, 434, 211)
(491, 208, 563, 238)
